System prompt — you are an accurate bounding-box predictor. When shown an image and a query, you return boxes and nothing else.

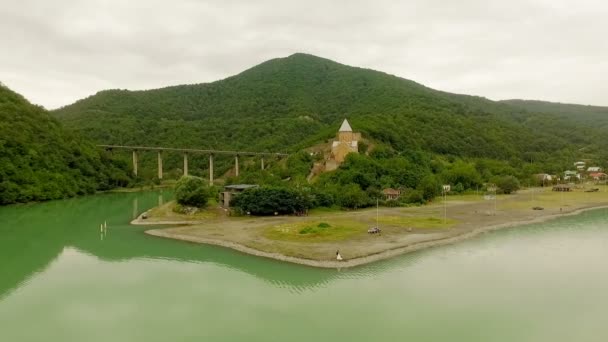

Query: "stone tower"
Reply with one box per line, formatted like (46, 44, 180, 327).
(326, 119, 361, 170)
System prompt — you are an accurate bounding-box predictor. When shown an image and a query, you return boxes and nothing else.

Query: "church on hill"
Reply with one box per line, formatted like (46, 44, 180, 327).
(326, 119, 361, 171)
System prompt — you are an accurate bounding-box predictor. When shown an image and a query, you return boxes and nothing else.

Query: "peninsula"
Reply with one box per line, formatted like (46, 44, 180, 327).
(136, 186, 608, 268)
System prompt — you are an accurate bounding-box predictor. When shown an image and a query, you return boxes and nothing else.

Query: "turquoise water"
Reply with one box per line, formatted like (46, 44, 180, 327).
(1, 191, 607, 341)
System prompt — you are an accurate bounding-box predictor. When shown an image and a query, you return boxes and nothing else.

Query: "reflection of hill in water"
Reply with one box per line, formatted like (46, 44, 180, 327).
(1, 191, 416, 299)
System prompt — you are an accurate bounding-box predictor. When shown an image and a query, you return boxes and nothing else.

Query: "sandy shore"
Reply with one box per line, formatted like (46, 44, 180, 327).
(139, 189, 608, 268)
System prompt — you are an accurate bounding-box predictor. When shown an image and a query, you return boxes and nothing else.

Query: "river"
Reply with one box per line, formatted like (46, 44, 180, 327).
(1, 190, 607, 341)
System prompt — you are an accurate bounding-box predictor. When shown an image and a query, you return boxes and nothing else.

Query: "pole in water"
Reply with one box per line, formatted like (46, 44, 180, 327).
(100, 224, 103, 233)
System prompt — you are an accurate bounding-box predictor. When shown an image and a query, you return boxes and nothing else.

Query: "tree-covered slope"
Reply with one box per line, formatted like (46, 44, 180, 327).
(0, 84, 131, 204)
(53, 53, 608, 174)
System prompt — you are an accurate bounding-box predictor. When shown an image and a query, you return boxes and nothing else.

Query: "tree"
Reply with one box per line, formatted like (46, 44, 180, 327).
(495, 175, 520, 194)
(338, 184, 370, 209)
(174, 176, 210, 207)
(231, 186, 311, 215)
(418, 175, 441, 201)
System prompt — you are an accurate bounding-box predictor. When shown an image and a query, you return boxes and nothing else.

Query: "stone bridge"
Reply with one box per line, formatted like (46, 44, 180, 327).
(98, 145, 289, 183)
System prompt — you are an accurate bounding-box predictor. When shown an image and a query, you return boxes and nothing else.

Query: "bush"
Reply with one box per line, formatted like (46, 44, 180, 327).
(384, 199, 401, 207)
(174, 176, 210, 207)
(495, 175, 520, 194)
(337, 184, 371, 209)
(299, 222, 331, 235)
(313, 190, 335, 207)
(231, 186, 312, 215)
(404, 189, 425, 204)
(453, 182, 465, 193)
(418, 175, 441, 201)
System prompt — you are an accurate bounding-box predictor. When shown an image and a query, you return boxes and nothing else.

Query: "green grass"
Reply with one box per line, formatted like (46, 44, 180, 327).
(264, 219, 367, 242)
(308, 206, 343, 216)
(377, 216, 457, 229)
(500, 188, 608, 210)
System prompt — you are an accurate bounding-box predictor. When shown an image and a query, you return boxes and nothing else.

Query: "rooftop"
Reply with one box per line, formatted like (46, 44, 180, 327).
(339, 119, 353, 132)
(224, 184, 259, 190)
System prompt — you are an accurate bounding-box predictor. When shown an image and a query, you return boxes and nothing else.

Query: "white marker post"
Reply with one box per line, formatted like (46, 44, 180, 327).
(442, 185, 451, 225)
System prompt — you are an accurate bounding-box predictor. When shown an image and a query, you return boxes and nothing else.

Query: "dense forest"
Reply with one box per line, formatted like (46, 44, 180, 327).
(0, 84, 132, 204)
(54, 53, 608, 171)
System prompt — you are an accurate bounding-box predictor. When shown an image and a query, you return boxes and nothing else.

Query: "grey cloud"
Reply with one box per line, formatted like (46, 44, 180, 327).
(0, 0, 606, 109)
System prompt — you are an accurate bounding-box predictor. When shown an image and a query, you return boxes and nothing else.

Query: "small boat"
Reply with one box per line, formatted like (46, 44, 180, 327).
(368, 199, 381, 234)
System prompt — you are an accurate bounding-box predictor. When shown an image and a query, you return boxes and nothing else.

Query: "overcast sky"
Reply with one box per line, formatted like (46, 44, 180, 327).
(1, 0, 607, 109)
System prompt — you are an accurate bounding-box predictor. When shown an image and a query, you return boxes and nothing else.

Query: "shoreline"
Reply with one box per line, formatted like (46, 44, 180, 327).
(142, 204, 608, 269)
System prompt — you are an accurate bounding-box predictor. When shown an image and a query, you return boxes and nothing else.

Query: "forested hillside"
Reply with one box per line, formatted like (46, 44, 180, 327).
(53, 53, 608, 185)
(0, 84, 131, 204)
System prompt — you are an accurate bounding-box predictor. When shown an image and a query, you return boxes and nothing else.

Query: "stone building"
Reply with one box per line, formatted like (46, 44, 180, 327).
(326, 119, 361, 171)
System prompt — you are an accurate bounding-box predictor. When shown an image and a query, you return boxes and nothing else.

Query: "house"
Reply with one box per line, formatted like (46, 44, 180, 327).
(219, 184, 258, 207)
(552, 184, 572, 192)
(382, 188, 401, 200)
(574, 161, 586, 170)
(587, 166, 603, 173)
(589, 172, 607, 180)
(535, 173, 553, 184)
(564, 170, 580, 181)
(325, 119, 361, 171)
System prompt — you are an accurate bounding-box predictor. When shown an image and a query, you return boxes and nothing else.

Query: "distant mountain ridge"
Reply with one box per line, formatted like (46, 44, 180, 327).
(52, 53, 608, 173)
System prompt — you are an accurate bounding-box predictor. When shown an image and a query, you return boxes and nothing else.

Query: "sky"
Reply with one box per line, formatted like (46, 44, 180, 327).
(1, 0, 607, 109)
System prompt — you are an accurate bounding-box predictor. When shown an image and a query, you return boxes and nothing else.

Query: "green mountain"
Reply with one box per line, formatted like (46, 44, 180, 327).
(0, 84, 131, 204)
(53, 53, 608, 178)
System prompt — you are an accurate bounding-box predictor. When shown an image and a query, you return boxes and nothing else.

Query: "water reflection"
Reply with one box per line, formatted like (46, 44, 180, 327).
(2, 190, 608, 301)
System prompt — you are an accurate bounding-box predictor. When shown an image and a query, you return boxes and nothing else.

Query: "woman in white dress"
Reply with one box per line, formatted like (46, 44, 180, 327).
(336, 250, 343, 261)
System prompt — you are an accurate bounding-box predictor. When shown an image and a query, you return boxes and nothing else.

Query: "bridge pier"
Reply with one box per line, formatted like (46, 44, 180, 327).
(157, 152, 163, 180)
(132, 150, 138, 177)
(209, 154, 214, 184)
(183, 154, 188, 176)
(235, 155, 239, 177)
(97, 145, 289, 181)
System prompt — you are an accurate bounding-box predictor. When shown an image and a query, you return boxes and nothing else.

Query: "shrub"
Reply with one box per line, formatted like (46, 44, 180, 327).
(231, 186, 312, 215)
(337, 184, 371, 209)
(453, 182, 465, 193)
(418, 175, 441, 201)
(174, 176, 210, 207)
(299, 223, 331, 235)
(404, 190, 425, 204)
(313, 190, 335, 207)
(495, 175, 520, 194)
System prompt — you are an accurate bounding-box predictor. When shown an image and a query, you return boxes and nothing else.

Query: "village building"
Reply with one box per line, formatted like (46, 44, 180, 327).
(564, 170, 580, 181)
(589, 172, 608, 181)
(574, 161, 586, 170)
(325, 119, 361, 171)
(534, 173, 553, 185)
(587, 166, 603, 173)
(382, 188, 401, 200)
(219, 184, 258, 208)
